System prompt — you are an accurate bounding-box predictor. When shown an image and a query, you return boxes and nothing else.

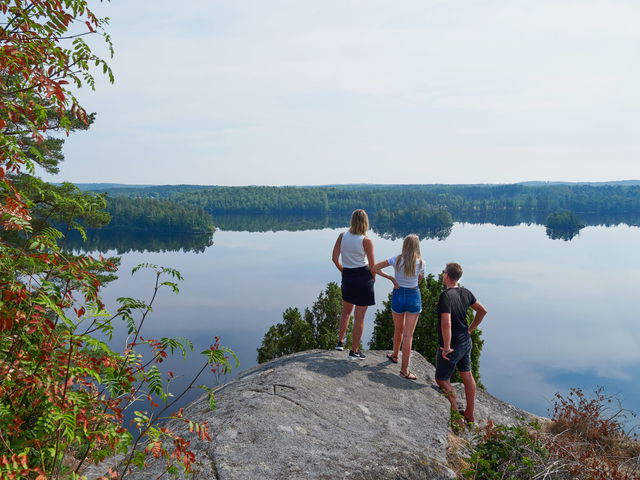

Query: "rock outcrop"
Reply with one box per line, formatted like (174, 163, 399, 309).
(110, 350, 535, 479)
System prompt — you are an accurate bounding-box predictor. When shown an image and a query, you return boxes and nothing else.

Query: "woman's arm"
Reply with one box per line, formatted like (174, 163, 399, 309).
(363, 237, 376, 278)
(332, 233, 344, 272)
(372, 260, 399, 288)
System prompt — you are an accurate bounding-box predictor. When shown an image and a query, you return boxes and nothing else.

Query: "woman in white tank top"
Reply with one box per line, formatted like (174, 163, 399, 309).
(331, 209, 376, 360)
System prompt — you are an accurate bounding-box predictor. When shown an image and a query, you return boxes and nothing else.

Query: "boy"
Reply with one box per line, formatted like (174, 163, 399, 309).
(436, 262, 487, 423)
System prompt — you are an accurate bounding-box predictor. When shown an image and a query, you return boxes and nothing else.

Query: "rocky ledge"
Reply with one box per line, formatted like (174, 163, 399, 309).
(117, 350, 535, 479)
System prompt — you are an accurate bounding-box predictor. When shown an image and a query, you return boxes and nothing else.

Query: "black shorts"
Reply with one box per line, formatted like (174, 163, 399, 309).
(341, 267, 375, 306)
(435, 338, 472, 381)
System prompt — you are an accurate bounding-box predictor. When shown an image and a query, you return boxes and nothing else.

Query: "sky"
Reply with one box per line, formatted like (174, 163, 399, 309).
(47, 0, 640, 186)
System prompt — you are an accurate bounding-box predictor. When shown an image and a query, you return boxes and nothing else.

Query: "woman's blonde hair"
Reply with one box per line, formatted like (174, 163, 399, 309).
(349, 209, 369, 235)
(397, 234, 422, 277)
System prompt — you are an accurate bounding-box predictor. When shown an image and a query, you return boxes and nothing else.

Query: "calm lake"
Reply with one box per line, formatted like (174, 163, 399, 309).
(77, 220, 640, 426)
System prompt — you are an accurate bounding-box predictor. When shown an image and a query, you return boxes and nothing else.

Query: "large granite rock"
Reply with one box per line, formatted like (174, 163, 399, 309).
(103, 350, 534, 480)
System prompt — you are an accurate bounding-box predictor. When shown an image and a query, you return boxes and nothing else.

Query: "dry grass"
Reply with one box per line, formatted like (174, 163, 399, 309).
(458, 388, 640, 480)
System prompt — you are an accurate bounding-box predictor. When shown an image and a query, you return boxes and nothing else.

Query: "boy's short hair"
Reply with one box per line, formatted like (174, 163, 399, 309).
(445, 262, 463, 282)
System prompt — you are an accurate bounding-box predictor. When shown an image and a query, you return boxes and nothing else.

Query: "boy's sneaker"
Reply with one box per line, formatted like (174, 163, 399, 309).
(348, 350, 365, 360)
(335, 340, 345, 351)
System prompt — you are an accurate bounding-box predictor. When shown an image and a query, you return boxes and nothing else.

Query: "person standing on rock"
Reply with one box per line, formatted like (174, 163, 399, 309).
(332, 209, 376, 360)
(435, 262, 487, 423)
(371, 234, 425, 380)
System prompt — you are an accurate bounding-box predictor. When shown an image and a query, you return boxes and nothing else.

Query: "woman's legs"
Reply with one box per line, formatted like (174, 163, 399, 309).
(391, 312, 405, 359)
(337, 301, 354, 343)
(400, 313, 420, 374)
(351, 305, 368, 352)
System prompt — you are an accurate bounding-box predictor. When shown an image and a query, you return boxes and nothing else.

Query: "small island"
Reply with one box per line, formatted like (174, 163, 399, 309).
(545, 210, 586, 241)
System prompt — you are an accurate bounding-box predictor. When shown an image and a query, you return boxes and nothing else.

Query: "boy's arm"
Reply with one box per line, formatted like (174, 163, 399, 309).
(468, 301, 488, 333)
(440, 312, 453, 360)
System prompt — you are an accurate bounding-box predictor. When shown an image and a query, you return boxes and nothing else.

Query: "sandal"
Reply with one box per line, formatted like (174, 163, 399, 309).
(386, 353, 398, 364)
(399, 370, 417, 380)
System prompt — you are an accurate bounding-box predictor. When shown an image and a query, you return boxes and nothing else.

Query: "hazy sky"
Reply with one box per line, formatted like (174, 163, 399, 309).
(48, 0, 640, 185)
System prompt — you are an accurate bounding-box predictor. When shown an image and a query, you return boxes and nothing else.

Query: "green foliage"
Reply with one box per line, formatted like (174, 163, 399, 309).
(177, 185, 330, 215)
(463, 421, 548, 479)
(0, 2, 236, 477)
(369, 274, 484, 386)
(257, 282, 352, 363)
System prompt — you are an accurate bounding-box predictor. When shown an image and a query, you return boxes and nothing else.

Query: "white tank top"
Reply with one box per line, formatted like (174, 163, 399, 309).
(341, 231, 368, 268)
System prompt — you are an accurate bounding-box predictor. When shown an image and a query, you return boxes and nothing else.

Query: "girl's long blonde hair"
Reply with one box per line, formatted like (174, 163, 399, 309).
(397, 234, 422, 277)
(349, 209, 369, 235)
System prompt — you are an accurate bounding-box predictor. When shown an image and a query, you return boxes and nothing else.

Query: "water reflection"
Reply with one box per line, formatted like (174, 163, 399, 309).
(63, 229, 214, 254)
(373, 225, 452, 241)
(62, 210, 640, 255)
(545, 227, 583, 241)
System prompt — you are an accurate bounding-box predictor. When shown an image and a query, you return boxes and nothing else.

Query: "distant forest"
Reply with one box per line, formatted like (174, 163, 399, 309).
(92, 184, 640, 225)
(103, 196, 214, 233)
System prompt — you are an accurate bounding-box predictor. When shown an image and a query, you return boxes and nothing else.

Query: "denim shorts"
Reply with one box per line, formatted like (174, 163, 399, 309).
(435, 338, 472, 381)
(391, 287, 422, 314)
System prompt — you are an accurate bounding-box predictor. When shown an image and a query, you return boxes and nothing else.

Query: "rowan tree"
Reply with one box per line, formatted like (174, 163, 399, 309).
(1, 2, 236, 478)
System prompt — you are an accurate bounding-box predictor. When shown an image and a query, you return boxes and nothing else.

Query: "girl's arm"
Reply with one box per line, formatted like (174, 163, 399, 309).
(372, 260, 399, 289)
(332, 233, 343, 272)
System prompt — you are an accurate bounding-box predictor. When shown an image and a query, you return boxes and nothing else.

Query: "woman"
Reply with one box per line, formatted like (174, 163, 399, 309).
(332, 209, 375, 360)
(372, 234, 425, 379)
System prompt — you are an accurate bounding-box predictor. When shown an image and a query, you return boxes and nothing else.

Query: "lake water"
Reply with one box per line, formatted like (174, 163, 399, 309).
(87, 221, 640, 426)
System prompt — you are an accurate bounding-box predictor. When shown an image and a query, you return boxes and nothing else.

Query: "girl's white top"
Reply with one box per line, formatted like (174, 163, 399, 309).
(387, 256, 425, 288)
(340, 231, 368, 268)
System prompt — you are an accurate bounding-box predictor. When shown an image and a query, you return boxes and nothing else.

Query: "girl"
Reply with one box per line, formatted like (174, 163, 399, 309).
(332, 209, 375, 360)
(372, 234, 425, 379)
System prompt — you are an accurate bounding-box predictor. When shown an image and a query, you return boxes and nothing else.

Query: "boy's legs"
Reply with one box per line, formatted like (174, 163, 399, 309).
(459, 371, 476, 423)
(436, 378, 458, 411)
(436, 339, 473, 415)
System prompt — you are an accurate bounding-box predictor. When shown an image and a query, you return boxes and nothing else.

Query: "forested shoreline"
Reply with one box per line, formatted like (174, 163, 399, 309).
(104, 196, 214, 233)
(96, 183, 640, 235)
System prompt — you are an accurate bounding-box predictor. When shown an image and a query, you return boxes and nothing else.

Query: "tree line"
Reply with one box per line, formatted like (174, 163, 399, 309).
(93, 183, 640, 221)
(104, 196, 214, 233)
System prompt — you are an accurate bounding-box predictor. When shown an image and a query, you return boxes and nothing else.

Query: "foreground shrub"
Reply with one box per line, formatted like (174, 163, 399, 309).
(462, 420, 550, 479)
(462, 388, 640, 480)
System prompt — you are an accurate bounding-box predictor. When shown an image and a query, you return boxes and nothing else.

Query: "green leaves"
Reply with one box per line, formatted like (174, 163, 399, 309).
(161, 337, 193, 359)
(256, 283, 340, 363)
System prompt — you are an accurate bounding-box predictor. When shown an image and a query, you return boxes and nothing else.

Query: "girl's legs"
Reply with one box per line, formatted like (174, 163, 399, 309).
(351, 305, 368, 352)
(337, 301, 354, 343)
(391, 312, 405, 359)
(400, 313, 420, 374)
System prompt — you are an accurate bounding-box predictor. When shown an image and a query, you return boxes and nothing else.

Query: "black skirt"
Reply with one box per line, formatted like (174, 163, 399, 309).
(341, 267, 375, 306)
